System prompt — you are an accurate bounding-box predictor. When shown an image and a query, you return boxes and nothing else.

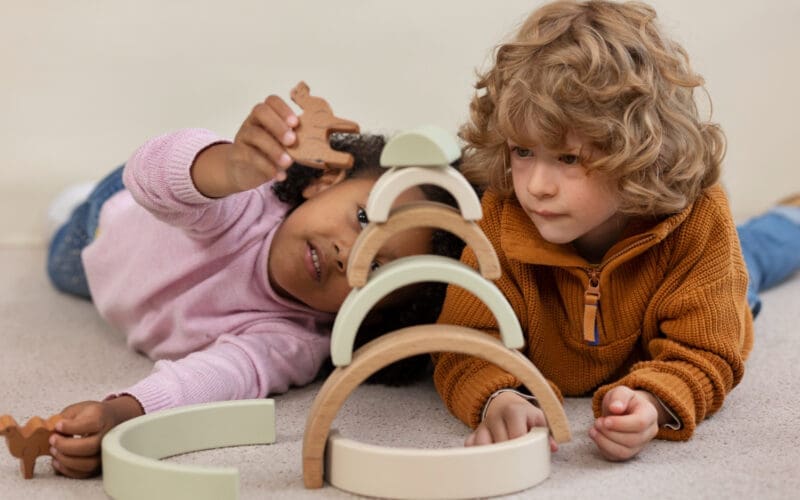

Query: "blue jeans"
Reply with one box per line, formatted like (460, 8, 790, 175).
(46, 165, 126, 299)
(738, 207, 800, 317)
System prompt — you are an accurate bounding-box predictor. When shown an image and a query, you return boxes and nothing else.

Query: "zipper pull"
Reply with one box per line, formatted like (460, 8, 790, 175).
(583, 269, 600, 343)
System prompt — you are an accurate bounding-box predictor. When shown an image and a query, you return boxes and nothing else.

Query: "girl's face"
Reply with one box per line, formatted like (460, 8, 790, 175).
(507, 131, 628, 262)
(268, 174, 432, 312)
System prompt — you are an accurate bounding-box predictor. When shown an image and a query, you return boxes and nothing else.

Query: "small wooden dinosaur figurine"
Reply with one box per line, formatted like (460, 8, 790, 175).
(286, 81, 360, 169)
(0, 414, 63, 479)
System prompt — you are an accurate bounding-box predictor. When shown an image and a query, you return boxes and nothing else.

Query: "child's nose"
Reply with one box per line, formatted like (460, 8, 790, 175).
(527, 163, 558, 198)
(334, 242, 350, 272)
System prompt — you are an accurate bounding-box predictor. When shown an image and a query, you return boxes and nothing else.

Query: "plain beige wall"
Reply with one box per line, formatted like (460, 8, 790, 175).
(2, 0, 798, 245)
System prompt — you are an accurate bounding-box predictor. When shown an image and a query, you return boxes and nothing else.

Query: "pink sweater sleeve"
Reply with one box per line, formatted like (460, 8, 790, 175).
(116, 321, 331, 413)
(122, 128, 241, 239)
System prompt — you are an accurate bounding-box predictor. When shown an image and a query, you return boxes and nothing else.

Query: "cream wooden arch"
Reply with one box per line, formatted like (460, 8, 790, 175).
(347, 202, 500, 287)
(366, 165, 482, 222)
(303, 325, 572, 492)
(331, 255, 523, 366)
(326, 428, 550, 499)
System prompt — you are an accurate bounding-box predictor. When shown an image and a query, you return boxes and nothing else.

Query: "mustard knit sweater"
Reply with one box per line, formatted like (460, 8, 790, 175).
(433, 184, 753, 441)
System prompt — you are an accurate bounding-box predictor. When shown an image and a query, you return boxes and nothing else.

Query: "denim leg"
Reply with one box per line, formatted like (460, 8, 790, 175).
(737, 208, 800, 317)
(47, 202, 93, 298)
(46, 166, 126, 299)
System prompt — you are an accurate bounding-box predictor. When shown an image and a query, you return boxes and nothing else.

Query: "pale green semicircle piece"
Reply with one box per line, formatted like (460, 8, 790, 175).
(379, 125, 461, 167)
(330, 255, 524, 366)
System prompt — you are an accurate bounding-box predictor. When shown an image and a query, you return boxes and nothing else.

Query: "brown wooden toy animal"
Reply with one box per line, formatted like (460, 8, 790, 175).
(0, 414, 63, 479)
(287, 81, 360, 169)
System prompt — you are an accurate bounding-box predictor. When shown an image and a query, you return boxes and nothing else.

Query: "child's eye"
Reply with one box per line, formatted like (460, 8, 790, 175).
(559, 154, 580, 165)
(357, 207, 370, 229)
(511, 146, 534, 158)
(370, 261, 381, 272)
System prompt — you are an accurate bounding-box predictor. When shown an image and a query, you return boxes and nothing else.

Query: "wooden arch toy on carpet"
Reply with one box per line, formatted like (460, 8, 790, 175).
(101, 400, 275, 500)
(330, 254, 523, 366)
(365, 165, 482, 222)
(366, 124, 479, 222)
(347, 201, 500, 287)
(303, 325, 571, 497)
(378, 125, 462, 167)
(302, 124, 572, 498)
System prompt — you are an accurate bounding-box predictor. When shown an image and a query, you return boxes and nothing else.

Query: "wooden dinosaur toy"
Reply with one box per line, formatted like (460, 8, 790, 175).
(0, 414, 63, 479)
(286, 81, 360, 170)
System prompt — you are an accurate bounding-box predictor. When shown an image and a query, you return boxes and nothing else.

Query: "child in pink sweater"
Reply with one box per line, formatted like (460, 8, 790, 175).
(45, 95, 464, 478)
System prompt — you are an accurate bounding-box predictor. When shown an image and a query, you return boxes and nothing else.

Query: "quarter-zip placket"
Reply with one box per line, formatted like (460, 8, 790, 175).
(579, 235, 656, 345)
(582, 267, 601, 343)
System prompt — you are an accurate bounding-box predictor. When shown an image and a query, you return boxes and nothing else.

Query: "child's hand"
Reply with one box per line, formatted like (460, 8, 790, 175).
(49, 396, 144, 479)
(589, 385, 660, 461)
(191, 95, 299, 198)
(464, 391, 558, 452)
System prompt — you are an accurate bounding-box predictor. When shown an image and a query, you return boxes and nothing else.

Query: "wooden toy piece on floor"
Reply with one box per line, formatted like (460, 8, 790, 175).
(331, 255, 524, 367)
(286, 81, 360, 170)
(326, 428, 550, 499)
(347, 201, 500, 287)
(0, 413, 63, 479)
(102, 399, 276, 500)
(302, 324, 571, 496)
(366, 165, 482, 222)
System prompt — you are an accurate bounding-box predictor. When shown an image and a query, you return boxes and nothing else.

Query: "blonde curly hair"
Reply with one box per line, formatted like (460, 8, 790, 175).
(459, 0, 725, 215)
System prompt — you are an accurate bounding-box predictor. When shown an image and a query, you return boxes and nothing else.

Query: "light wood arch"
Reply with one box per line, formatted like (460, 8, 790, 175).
(366, 165, 482, 222)
(331, 255, 523, 366)
(347, 201, 500, 287)
(303, 324, 572, 489)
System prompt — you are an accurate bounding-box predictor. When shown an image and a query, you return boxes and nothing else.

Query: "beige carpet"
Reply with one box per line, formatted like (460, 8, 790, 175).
(1, 245, 798, 499)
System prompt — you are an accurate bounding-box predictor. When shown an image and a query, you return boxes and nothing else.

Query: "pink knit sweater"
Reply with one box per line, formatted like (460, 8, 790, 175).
(82, 129, 334, 413)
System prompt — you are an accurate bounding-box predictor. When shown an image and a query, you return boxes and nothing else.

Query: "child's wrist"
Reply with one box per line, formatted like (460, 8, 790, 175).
(104, 395, 144, 425)
(190, 143, 236, 198)
(637, 390, 681, 429)
(481, 388, 538, 421)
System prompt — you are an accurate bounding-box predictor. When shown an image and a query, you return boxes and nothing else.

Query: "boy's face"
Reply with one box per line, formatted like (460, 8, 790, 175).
(507, 131, 628, 261)
(268, 174, 432, 312)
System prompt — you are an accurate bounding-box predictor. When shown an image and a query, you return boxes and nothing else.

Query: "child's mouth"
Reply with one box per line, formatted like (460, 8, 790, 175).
(308, 243, 322, 281)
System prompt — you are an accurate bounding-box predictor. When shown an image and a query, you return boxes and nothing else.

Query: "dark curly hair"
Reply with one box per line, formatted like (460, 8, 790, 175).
(273, 133, 471, 386)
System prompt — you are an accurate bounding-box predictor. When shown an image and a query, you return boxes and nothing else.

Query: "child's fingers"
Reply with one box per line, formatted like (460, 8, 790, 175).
(500, 413, 529, 440)
(52, 455, 100, 479)
(264, 94, 299, 128)
(549, 436, 559, 453)
(527, 407, 548, 429)
(486, 418, 510, 443)
(50, 433, 101, 458)
(593, 421, 644, 450)
(250, 100, 296, 147)
(588, 425, 636, 461)
(237, 126, 292, 170)
(56, 412, 102, 437)
(602, 386, 635, 416)
(599, 412, 656, 434)
(465, 425, 492, 446)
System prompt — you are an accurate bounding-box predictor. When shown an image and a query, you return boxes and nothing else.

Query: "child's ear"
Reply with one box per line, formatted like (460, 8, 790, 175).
(301, 168, 348, 199)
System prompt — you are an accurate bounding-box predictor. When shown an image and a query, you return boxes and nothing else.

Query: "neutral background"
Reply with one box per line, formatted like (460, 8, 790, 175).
(2, 0, 798, 245)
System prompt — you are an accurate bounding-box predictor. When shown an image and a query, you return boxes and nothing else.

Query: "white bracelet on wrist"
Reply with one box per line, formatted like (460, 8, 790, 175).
(480, 388, 538, 422)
